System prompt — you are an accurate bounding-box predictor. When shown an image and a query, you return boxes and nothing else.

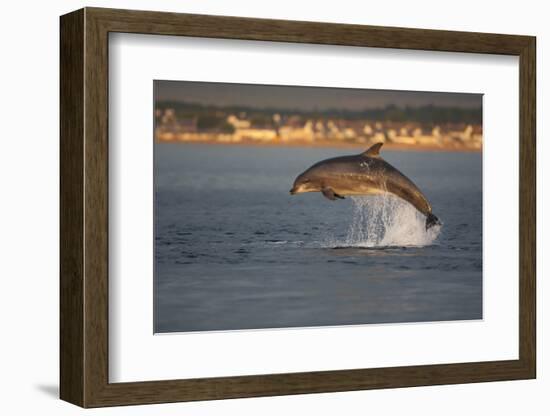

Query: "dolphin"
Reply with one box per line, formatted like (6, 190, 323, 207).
(289, 143, 441, 230)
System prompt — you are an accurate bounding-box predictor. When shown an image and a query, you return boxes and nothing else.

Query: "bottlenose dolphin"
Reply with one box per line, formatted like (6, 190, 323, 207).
(289, 143, 441, 230)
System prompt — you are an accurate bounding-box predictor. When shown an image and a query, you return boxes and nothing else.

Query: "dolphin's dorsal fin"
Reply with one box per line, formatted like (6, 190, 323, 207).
(362, 142, 383, 157)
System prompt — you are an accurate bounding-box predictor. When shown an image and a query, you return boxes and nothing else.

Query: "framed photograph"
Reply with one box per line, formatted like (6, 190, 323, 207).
(60, 7, 536, 408)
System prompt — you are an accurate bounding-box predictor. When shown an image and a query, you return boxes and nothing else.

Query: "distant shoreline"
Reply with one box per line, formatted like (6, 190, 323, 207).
(155, 139, 482, 153)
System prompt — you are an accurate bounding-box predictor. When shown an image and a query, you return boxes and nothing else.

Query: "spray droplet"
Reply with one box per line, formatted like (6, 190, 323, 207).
(329, 195, 441, 248)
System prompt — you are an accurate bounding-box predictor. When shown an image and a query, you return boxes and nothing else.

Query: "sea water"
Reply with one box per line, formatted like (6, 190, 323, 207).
(154, 143, 482, 332)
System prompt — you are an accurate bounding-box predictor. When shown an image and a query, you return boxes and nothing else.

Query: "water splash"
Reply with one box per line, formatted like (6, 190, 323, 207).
(332, 195, 441, 248)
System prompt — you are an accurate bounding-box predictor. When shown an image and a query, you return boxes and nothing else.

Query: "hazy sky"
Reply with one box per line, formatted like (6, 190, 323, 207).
(155, 80, 482, 111)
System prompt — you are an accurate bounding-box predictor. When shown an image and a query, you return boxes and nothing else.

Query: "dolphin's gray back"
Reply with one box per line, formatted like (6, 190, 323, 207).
(307, 154, 432, 215)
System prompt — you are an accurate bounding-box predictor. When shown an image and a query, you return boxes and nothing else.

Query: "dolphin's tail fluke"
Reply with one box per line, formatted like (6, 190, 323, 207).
(425, 213, 441, 230)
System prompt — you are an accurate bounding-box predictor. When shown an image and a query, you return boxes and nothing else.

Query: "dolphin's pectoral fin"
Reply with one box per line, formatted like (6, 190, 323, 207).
(321, 188, 337, 200)
(321, 187, 345, 201)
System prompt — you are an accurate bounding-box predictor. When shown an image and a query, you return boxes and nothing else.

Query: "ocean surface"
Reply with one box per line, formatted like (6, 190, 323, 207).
(154, 143, 482, 333)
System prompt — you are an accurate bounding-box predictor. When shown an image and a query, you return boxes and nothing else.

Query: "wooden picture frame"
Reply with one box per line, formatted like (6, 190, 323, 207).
(60, 7, 536, 408)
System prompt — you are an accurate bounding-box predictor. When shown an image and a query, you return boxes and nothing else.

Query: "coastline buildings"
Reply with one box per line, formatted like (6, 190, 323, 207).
(155, 108, 482, 151)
